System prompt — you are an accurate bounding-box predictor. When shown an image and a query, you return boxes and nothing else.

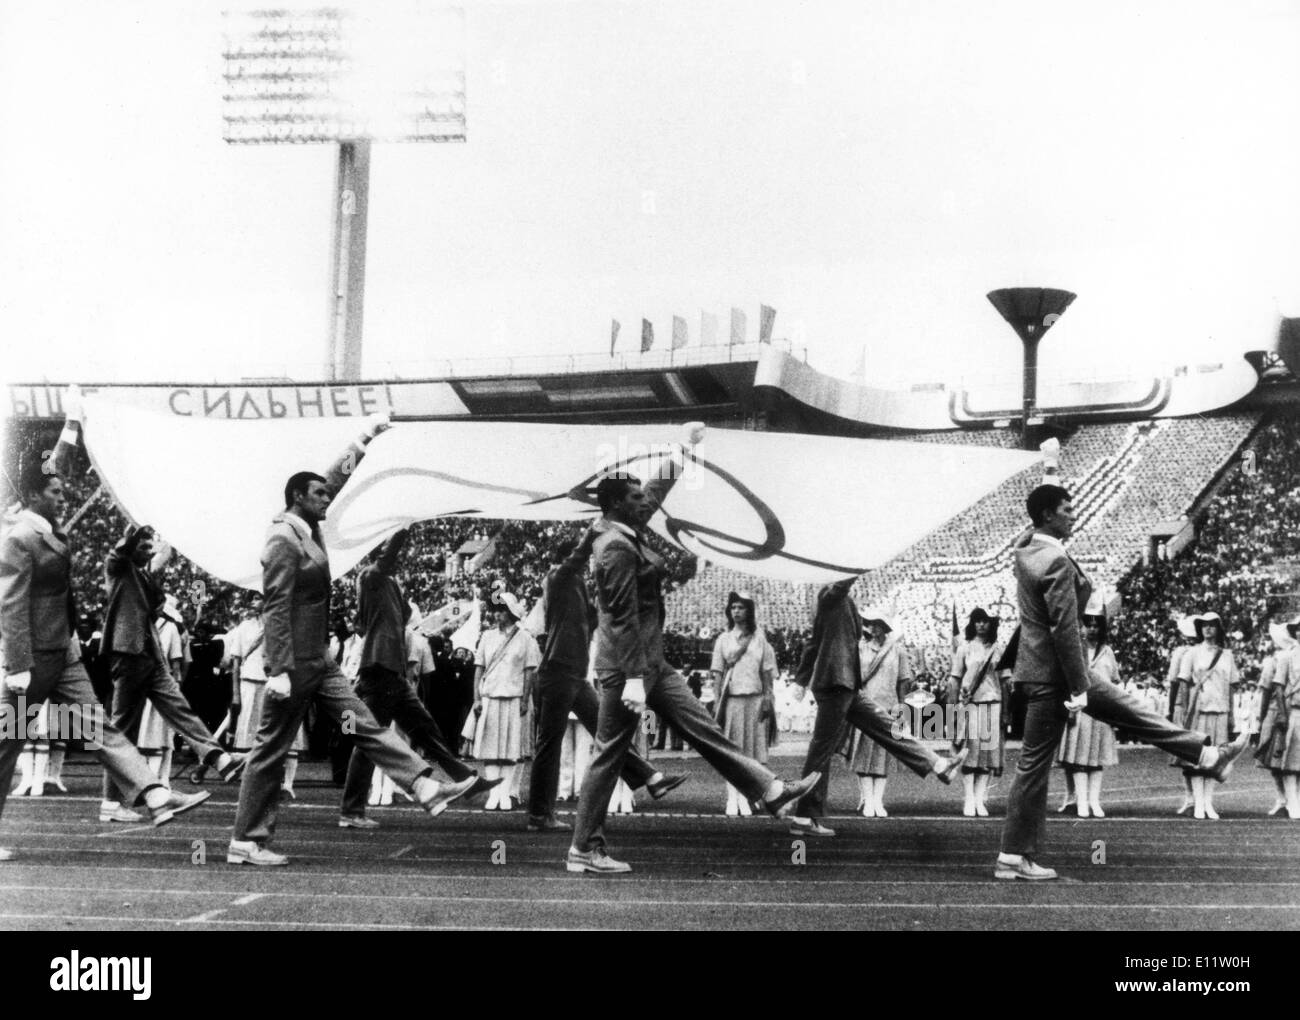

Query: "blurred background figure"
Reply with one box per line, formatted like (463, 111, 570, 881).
(950, 608, 1010, 818)
(1056, 596, 1118, 818)
(710, 592, 777, 816)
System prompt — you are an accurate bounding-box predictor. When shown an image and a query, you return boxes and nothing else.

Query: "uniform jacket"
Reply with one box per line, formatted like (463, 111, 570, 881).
(261, 512, 332, 676)
(590, 519, 666, 680)
(1010, 532, 1092, 696)
(794, 579, 862, 695)
(0, 510, 78, 673)
(540, 543, 597, 676)
(356, 564, 410, 674)
(101, 534, 165, 656)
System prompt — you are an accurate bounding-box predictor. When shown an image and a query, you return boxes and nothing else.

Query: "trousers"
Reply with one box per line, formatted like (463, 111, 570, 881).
(573, 664, 775, 853)
(1000, 677, 1209, 856)
(797, 687, 937, 819)
(232, 659, 431, 846)
(102, 650, 225, 801)
(1, 649, 159, 820)
(340, 665, 473, 817)
(528, 665, 657, 823)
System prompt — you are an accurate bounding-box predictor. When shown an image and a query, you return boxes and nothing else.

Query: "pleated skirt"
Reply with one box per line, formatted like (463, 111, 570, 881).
(137, 701, 175, 751)
(958, 701, 1005, 774)
(1262, 709, 1300, 774)
(720, 694, 768, 764)
(1057, 711, 1117, 768)
(475, 696, 523, 762)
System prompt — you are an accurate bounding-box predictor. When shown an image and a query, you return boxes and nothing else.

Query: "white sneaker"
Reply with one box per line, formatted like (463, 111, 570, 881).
(99, 801, 144, 824)
(565, 846, 632, 874)
(994, 853, 1058, 881)
(417, 774, 477, 816)
(226, 840, 288, 866)
(0, 847, 14, 862)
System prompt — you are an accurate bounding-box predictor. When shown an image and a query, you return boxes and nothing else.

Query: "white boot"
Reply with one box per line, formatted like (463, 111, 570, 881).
(1176, 776, 1194, 816)
(45, 744, 69, 793)
(12, 748, 36, 797)
(281, 753, 299, 800)
(1284, 775, 1300, 819)
(1075, 772, 1089, 818)
(500, 766, 518, 810)
(1191, 775, 1207, 820)
(1203, 777, 1219, 820)
(368, 766, 384, 806)
(158, 748, 174, 790)
(379, 772, 395, 807)
(1268, 775, 1287, 816)
(873, 777, 888, 818)
(725, 784, 739, 816)
(1088, 770, 1105, 818)
(484, 765, 502, 810)
(962, 772, 976, 817)
(862, 777, 878, 817)
(737, 788, 752, 816)
(974, 772, 990, 817)
(29, 742, 49, 798)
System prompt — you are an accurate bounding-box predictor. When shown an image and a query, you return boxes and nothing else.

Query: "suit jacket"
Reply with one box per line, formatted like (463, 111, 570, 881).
(540, 544, 597, 676)
(101, 534, 165, 656)
(0, 511, 78, 673)
(261, 512, 332, 676)
(794, 579, 861, 695)
(591, 519, 665, 680)
(356, 564, 409, 674)
(1010, 532, 1092, 696)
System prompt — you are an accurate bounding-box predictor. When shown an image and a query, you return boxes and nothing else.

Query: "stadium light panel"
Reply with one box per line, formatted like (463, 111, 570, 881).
(222, 3, 467, 144)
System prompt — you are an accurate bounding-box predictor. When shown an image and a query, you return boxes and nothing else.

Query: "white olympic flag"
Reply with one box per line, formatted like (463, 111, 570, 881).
(78, 394, 1039, 589)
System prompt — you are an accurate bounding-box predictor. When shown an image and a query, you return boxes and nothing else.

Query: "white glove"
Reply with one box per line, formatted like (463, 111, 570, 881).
(266, 674, 292, 700)
(362, 413, 391, 439)
(792, 685, 807, 703)
(4, 671, 31, 693)
(1065, 691, 1087, 713)
(622, 677, 646, 713)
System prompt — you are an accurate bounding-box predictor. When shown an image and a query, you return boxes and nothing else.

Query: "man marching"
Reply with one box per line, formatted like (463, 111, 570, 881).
(1, 463, 210, 860)
(227, 471, 476, 866)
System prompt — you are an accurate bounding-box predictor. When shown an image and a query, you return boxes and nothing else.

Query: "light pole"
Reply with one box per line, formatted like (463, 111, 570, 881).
(223, 4, 467, 382)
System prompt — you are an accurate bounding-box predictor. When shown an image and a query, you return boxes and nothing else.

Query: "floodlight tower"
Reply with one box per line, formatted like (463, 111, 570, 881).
(223, 4, 467, 381)
(986, 287, 1077, 449)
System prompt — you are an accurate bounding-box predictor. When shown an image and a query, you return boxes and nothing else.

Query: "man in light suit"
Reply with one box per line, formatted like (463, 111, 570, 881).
(99, 523, 244, 823)
(786, 580, 966, 837)
(566, 475, 820, 874)
(996, 484, 1249, 880)
(1, 464, 210, 860)
(527, 525, 685, 832)
(227, 472, 476, 866)
(338, 526, 495, 829)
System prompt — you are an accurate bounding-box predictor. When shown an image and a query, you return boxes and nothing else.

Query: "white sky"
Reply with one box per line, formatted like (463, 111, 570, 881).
(1, 0, 1297, 389)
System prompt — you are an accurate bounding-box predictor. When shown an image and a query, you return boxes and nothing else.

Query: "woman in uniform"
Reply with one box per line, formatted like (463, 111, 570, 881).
(950, 608, 1009, 817)
(1178, 611, 1239, 820)
(710, 591, 777, 816)
(851, 608, 914, 818)
(1056, 595, 1119, 818)
(472, 591, 540, 811)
